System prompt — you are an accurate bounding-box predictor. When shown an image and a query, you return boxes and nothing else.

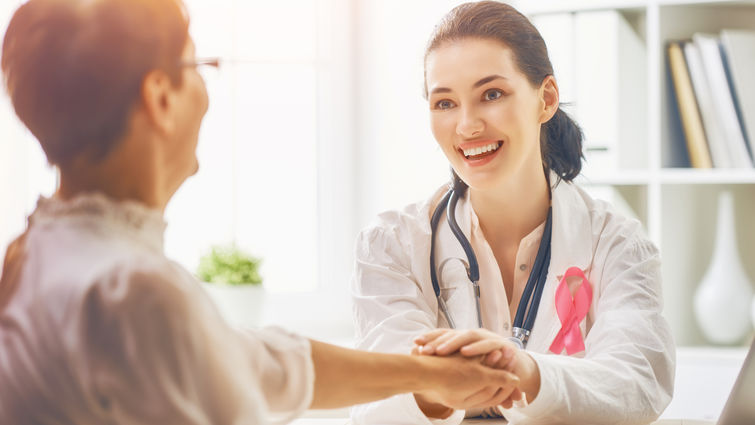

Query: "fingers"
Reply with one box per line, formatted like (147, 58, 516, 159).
(459, 338, 516, 357)
(432, 331, 487, 356)
(462, 386, 499, 407)
(498, 390, 524, 410)
(495, 349, 517, 372)
(483, 350, 503, 367)
(459, 339, 506, 356)
(465, 382, 519, 411)
(413, 328, 451, 346)
(420, 330, 460, 355)
(473, 386, 508, 409)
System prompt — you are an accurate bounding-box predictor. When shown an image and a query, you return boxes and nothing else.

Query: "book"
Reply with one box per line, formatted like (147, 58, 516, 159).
(721, 29, 755, 162)
(683, 41, 732, 168)
(667, 41, 713, 169)
(573, 10, 646, 174)
(692, 33, 753, 168)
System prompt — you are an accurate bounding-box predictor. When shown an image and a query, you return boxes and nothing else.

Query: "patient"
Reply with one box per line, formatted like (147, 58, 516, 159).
(0, 1, 520, 424)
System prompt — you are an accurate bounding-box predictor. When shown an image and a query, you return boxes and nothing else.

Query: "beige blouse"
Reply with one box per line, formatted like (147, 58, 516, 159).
(0, 193, 313, 424)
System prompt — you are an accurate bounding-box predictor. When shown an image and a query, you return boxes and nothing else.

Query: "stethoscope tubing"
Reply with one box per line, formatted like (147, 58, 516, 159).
(429, 185, 553, 349)
(513, 207, 552, 332)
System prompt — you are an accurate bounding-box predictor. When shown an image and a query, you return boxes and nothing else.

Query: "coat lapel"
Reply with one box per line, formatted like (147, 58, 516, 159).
(527, 173, 595, 354)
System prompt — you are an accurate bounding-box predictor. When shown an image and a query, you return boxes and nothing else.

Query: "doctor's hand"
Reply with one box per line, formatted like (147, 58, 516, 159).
(410, 350, 521, 419)
(414, 328, 518, 371)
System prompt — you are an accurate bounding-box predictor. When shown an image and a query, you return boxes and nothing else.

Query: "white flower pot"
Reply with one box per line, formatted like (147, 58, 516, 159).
(201, 283, 266, 328)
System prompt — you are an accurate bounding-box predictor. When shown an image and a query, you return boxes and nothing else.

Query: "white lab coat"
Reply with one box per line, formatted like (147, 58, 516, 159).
(0, 193, 314, 425)
(351, 176, 675, 425)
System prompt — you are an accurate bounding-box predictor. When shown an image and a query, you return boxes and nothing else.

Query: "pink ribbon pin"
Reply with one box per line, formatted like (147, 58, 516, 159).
(549, 266, 593, 355)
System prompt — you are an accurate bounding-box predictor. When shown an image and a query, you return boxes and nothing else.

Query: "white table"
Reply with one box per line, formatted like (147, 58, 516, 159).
(290, 419, 713, 425)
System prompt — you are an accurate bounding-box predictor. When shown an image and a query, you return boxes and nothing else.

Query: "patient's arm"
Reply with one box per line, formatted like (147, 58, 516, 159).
(308, 339, 520, 410)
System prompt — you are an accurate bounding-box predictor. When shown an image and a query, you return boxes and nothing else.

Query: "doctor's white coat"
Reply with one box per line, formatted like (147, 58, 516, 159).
(350, 177, 675, 425)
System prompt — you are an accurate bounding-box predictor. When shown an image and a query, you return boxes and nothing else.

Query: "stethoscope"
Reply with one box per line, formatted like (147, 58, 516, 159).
(429, 179, 553, 349)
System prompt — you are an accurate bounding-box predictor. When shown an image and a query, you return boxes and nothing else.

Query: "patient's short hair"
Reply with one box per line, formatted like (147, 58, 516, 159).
(1, 0, 189, 166)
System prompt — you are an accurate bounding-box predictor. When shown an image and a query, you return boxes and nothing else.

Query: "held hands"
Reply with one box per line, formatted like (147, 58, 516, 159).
(412, 328, 541, 415)
(411, 347, 521, 418)
(416, 328, 519, 372)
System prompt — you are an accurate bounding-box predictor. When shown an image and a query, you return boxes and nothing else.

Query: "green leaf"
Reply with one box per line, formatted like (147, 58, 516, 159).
(197, 244, 263, 285)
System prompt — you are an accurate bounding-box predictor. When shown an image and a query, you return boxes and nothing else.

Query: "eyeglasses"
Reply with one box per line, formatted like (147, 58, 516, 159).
(180, 57, 221, 69)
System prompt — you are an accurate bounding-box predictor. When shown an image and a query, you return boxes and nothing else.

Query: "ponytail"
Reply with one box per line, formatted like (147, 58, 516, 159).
(541, 107, 583, 182)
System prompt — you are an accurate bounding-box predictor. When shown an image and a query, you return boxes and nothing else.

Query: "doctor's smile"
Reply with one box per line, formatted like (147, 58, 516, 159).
(457, 139, 505, 165)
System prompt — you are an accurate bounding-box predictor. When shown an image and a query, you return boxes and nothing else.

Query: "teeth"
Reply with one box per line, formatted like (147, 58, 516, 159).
(463, 142, 500, 157)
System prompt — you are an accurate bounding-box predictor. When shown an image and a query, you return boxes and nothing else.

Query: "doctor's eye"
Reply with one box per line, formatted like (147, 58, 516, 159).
(482, 89, 504, 101)
(434, 99, 457, 110)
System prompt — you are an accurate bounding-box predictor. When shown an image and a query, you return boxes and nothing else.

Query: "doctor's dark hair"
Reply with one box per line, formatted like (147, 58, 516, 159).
(1, 0, 189, 167)
(424, 1, 583, 182)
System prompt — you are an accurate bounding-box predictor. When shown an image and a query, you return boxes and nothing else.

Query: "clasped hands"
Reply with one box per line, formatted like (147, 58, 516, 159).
(411, 328, 540, 418)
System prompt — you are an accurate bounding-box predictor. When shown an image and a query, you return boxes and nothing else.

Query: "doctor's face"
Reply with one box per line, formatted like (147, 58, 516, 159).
(425, 38, 546, 191)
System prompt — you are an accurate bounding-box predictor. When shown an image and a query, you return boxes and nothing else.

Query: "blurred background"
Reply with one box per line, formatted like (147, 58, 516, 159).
(1, 3, 755, 418)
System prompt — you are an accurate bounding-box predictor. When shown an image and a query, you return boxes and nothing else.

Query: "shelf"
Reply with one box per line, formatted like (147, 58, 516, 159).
(520, 0, 755, 15)
(577, 169, 755, 185)
(576, 170, 651, 186)
(520, 1, 646, 14)
(525, 0, 755, 347)
(660, 169, 755, 184)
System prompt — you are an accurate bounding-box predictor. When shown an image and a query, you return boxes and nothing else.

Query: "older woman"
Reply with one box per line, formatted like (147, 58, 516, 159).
(0, 1, 519, 424)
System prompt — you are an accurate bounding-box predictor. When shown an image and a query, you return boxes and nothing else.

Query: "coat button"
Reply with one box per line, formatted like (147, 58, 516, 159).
(503, 323, 510, 331)
(519, 264, 527, 271)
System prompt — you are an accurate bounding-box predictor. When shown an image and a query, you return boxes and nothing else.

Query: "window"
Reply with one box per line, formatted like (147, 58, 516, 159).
(0, 1, 355, 300)
(168, 0, 318, 292)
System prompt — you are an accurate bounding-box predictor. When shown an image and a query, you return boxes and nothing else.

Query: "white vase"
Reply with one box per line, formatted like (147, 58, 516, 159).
(201, 283, 267, 328)
(693, 191, 753, 345)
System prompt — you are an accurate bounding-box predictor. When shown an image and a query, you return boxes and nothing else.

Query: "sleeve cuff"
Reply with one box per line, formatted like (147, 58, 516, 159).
(250, 327, 315, 425)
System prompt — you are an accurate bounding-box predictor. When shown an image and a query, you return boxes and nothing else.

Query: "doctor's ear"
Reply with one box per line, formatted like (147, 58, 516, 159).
(538, 75, 559, 124)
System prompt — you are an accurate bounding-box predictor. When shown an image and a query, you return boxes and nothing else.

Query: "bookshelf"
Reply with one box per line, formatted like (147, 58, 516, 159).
(520, 0, 755, 346)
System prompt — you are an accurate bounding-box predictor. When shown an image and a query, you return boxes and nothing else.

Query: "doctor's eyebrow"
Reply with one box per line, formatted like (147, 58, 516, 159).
(429, 74, 509, 95)
(472, 74, 508, 88)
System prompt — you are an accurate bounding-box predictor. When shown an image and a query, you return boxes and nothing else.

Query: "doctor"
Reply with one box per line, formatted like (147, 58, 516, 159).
(351, 2, 675, 424)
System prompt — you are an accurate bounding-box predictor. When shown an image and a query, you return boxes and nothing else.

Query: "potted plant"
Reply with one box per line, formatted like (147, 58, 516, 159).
(197, 244, 265, 327)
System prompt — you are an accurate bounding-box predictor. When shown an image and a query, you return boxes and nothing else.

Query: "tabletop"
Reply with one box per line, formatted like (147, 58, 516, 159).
(289, 419, 715, 425)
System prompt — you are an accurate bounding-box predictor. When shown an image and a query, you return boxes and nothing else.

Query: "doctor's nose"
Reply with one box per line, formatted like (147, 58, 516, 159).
(456, 107, 484, 138)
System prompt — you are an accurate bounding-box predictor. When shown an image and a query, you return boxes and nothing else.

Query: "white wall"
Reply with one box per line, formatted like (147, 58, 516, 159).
(353, 0, 470, 228)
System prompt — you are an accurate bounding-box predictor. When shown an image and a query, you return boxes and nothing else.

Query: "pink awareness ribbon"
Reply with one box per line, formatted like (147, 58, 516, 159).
(549, 266, 593, 355)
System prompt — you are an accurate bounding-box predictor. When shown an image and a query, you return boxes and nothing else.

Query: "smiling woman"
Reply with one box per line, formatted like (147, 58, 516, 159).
(350, 2, 675, 424)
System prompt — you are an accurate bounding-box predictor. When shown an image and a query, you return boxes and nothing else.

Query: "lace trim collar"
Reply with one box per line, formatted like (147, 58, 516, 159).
(30, 192, 167, 252)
